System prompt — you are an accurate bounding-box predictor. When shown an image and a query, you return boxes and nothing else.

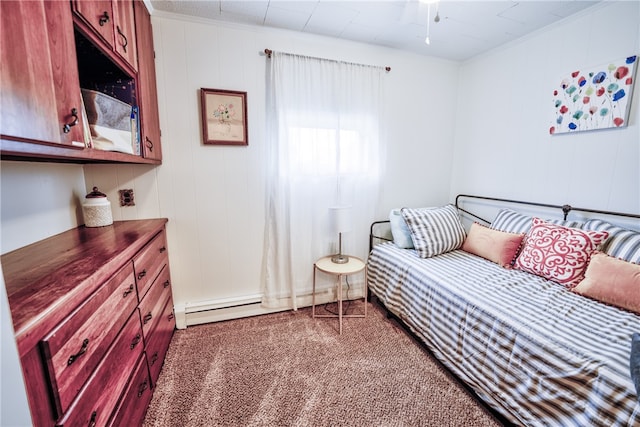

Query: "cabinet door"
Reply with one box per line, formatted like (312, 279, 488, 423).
(72, 0, 115, 49)
(134, 0, 163, 161)
(1, 1, 85, 146)
(113, 0, 138, 71)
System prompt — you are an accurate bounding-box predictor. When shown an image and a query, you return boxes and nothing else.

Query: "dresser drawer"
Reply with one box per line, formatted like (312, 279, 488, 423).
(138, 264, 172, 340)
(133, 230, 168, 300)
(56, 309, 144, 427)
(146, 295, 175, 386)
(41, 262, 137, 416)
(107, 353, 152, 427)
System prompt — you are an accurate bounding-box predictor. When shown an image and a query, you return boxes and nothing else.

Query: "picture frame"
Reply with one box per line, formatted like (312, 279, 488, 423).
(200, 88, 248, 145)
(550, 55, 637, 134)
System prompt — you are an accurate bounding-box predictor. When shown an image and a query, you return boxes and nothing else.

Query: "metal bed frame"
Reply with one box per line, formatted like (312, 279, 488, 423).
(370, 194, 640, 252)
(367, 194, 639, 426)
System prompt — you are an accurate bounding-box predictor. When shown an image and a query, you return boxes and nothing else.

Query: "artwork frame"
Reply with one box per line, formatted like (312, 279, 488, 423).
(200, 88, 248, 145)
(550, 55, 637, 135)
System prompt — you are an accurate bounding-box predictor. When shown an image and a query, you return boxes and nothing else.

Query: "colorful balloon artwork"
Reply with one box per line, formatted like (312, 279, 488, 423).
(550, 56, 637, 134)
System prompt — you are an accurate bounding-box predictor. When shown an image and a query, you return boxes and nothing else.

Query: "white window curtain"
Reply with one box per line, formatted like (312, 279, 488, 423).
(262, 52, 386, 310)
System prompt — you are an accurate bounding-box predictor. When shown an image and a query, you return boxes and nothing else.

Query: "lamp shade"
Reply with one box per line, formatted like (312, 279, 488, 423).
(329, 206, 352, 233)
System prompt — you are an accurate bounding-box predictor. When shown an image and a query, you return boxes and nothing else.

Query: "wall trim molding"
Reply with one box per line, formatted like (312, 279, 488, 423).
(174, 286, 366, 328)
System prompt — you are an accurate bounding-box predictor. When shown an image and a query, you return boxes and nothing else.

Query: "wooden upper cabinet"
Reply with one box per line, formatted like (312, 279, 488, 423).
(134, 0, 162, 161)
(1, 0, 162, 164)
(71, 0, 114, 50)
(113, 0, 138, 72)
(0, 1, 85, 146)
(73, 0, 137, 72)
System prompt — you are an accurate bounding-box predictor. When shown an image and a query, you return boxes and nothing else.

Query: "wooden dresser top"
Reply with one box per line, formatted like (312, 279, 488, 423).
(2, 219, 168, 356)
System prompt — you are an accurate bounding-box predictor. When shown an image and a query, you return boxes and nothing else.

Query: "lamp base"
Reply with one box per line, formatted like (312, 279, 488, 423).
(331, 254, 349, 264)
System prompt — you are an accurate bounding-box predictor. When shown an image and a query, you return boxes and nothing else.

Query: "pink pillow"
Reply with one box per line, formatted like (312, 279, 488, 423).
(573, 252, 640, 314)
(514, 217, 609, 288)
(461, 222, 525, 268)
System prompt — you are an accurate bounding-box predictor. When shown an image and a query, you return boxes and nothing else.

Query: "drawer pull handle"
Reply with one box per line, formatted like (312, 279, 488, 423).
(168, 312, 175, 321)
(98, 11, 110, 26)
(163, 280, 170, 288)
(116, 25, 128, 53)
(137, 379, 149, 397)
(67, 338, 90, 366)
(150, 352, 159, 366)
(143, 312, 153, 324)
(159, 246, 166, 253)
(88, 410, 97, 427)
(130, 334, 142, 350)
(62, 108, 78, 133)
(137, 270, 146, 280)
(123, 284, 135, 297)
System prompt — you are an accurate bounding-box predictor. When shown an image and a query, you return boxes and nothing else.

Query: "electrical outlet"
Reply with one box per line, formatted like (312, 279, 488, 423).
(119, 189, 135, 206)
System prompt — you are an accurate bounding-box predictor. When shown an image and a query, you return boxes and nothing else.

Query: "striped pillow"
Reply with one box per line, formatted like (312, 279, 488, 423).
(401, 205, 466, 258)
(490, 208, 532, 234)
(582, 219, 640, 263)
(490, 208, 583, 234)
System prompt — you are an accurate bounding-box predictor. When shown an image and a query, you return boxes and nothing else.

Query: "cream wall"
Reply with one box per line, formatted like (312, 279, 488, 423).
(83, 14, 460, 323)
(450, 1, 640, 214)
(0, 161, 86, 253)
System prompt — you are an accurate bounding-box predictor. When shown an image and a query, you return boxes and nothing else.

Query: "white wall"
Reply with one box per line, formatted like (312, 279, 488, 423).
(0, 161, 86, 253)
(114, 13, 460, 321)
(0, 268, 32, 427)
(450, 1, 640, 214)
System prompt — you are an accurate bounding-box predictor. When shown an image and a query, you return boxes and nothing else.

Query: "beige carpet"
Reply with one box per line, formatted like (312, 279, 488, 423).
(143, 301, 503, 427)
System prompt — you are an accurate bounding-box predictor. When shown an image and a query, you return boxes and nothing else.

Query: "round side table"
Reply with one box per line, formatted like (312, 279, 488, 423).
(312, 255, 367, 334)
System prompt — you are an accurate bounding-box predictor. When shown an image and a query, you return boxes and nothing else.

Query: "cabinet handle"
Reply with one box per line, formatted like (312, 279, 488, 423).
(88, 410, 97, 427)
(168, 312, 175, 321)
(62, 108, 78, 133)
(159, 246, 167, 253)
(137, 269, 146, 280)
(143, 312, 153, 324)
(123, 284, 135, 298)
(145, 137, 154, 152)
(67, 338, 90, 366)
(130, 333, 141, 350)
(116, 25, 128, 53)
(99, 11, 110, 26)
(137, 379, 149, 397)
(150, 352, 159, 366)
(163, 280, 170, 288)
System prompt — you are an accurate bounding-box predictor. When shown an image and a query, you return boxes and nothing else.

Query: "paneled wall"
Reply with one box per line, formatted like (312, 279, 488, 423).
(450, 1, 640, 215)
(106, 13, 460, 324)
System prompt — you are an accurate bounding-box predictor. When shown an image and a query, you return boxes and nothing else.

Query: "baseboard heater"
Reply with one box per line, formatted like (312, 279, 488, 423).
(174, 286, 364, 329)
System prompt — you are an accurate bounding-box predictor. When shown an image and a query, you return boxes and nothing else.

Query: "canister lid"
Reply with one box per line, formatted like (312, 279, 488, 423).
(86, 187, 107, 198)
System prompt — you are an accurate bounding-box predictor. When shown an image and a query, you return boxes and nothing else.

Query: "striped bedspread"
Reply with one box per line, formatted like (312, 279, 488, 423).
(367, 242, 640, 426)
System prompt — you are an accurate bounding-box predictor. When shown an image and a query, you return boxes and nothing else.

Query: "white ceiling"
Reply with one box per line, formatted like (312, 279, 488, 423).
(149, 0, 601, 61)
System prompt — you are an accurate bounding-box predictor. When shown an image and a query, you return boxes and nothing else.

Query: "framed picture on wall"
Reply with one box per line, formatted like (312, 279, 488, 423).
(550, 55, 637, 134)
(200, 88, 248, 145)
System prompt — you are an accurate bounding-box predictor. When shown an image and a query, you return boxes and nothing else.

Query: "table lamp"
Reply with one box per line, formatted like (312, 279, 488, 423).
(329, 206, 352, 264)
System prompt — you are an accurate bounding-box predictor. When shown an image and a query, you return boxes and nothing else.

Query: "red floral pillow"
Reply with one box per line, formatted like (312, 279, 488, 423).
(514, 218, 609, 288)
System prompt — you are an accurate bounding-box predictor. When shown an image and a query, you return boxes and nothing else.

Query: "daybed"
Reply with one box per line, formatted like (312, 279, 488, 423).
(366, 195, 640, 426)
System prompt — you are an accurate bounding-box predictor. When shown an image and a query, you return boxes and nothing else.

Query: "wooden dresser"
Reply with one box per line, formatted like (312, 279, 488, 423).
(2, 219, 175, 426)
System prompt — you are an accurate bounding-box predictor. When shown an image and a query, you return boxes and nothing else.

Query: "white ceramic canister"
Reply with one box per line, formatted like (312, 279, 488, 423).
(82, 187, 113, 227)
